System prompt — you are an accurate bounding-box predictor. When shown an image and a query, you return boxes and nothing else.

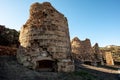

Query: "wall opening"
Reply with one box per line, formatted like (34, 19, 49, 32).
(36, 60, 56, 71)
(84, 61, 92, 65)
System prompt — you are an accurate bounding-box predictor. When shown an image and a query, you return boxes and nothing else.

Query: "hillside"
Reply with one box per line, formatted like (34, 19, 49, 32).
(0, 25, 19, 47)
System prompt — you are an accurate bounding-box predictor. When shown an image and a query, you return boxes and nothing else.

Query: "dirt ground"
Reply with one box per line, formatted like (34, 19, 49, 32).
(76, 64, 120, 80)
(0, 55, 119, 80)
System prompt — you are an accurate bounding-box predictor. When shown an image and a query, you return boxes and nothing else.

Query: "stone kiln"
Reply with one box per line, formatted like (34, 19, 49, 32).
(71, 37, 94, 62)
(17, 2, 74, 72)
(71, 37, 104, 65)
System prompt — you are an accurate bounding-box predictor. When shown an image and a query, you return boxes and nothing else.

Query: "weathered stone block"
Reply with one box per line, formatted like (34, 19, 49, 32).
(105, 52, 114, 65)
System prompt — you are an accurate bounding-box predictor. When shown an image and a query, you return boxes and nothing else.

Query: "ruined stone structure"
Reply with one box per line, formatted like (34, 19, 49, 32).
(93, 43, 104, 65)
(105, 52, 114, 65)
(17, 2, 74, 72)
(71, 37, 94, 63)
(100, 45, 120, 65)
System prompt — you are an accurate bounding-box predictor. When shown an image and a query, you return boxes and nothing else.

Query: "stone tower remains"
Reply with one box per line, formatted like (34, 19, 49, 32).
(71, 37, 94, 63)
(93, 43, 104, 65)
(17, 2, 74, 72)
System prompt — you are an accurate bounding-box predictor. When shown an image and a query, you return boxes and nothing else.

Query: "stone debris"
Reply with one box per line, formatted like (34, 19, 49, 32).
(17, 2, 74, 72)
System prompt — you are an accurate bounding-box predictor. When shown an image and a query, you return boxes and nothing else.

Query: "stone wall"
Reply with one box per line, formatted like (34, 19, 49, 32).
(93, 43, 104, 65)
(17, 2, 74, 72)
(100, 45, 120, 63)
(105, 52, 114, 65)
(71, 37, 94, 62)
(93, 43, 103, 62)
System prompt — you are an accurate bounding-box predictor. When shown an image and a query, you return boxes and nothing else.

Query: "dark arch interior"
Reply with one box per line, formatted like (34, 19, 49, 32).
(84, 61, 92, 65)
(36, 60, 56, 71)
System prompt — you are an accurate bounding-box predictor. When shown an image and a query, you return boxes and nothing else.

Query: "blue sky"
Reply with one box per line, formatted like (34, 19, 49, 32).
(0, 0, 120, 47)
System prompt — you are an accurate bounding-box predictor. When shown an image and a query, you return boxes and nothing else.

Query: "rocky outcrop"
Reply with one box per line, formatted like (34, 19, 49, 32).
(71, 37, 94, 62)
(0, 25, 19, 47)
(17, 2, 74, 72)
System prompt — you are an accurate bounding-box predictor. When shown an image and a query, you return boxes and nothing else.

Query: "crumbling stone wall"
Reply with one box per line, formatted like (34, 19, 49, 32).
(71, 37, 94, 62)
(105, 52, 114, 65)
(100, 46, 120, 64)
(93, 43, 104, 65)
(17, 2, 74, 72)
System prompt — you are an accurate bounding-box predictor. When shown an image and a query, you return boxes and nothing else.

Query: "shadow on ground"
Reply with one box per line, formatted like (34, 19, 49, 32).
(0, 55, 119, 80)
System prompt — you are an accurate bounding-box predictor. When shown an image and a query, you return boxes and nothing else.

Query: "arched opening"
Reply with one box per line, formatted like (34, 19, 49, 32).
(36, 60, 57, 71)
(84, 61, 92, 65)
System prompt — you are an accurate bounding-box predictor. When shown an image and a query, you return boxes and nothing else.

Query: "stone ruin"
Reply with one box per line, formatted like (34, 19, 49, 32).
(93, 43, 104, 65)
(17, 2, 74, 72)
(71, 37, 94, 62)
(101, 48, 115, 65)
(71, 37, 103, 65)
(105, 52, 114, 65)
(100, 46, 120, 65)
